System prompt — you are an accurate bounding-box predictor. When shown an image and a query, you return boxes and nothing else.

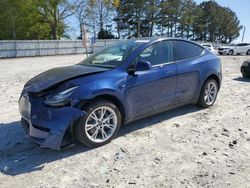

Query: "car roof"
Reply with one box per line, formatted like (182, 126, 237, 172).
(128, 37, 203, 46)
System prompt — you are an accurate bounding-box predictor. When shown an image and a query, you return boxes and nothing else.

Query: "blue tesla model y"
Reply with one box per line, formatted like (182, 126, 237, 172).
(19, 38, 222, 150)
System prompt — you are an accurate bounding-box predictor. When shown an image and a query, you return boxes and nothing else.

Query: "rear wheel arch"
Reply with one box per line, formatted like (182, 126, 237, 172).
(196, 74, 221, 103)
(205, 74, 221, 89)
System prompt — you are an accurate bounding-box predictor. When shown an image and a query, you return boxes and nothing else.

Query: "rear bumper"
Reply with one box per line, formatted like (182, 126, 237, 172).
(19, 94, 85, 150)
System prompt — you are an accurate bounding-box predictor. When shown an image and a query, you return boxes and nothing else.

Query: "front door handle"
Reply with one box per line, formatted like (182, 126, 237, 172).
(166, 71, 174, 74)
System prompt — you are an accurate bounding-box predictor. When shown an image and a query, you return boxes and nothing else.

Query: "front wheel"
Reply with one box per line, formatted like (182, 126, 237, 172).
(228, 50, 234, 55)
(247, 50, 250, 55)
(197, 79, 218, 108)
(75, 99, 121, 148)
(242, 72, 249, 78)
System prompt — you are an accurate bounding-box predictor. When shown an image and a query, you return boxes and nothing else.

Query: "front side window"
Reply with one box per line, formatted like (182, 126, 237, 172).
(137, 41, 173, 66)
(79, 40, 146, 68)
(173, 41, 204, 61)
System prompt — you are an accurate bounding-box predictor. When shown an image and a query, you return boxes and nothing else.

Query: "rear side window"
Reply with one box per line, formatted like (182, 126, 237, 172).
(173, 41, 204, 61)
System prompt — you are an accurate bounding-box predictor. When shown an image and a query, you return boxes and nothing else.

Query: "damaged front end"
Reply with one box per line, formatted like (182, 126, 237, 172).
(19, 92, 85, 150)
(18, 65, 110, 150)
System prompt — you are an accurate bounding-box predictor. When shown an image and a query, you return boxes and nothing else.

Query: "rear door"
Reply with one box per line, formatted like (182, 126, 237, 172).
(235, 43, 248, 53)
(173, 40, 206, 104)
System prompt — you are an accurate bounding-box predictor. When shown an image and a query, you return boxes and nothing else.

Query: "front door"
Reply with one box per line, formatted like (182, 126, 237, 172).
(125, 41, 178, 120)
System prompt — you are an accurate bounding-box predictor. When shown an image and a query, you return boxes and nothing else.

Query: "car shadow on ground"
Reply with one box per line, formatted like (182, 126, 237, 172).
(0, 104, 201, 176)
(233, 77, 250, 82)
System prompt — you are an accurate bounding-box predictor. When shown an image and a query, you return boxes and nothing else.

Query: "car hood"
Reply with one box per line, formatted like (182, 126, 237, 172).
(24, 65, 109, 93)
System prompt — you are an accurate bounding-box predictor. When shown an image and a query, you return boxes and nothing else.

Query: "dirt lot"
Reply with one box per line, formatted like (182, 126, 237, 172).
(0, 55, 249, 188)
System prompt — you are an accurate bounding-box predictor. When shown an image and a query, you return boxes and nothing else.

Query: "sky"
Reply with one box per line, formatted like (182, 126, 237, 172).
(67, 0, 250, 42)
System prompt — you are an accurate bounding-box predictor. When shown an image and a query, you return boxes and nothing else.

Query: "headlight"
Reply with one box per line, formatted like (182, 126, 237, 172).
(44, 86, 78, 106)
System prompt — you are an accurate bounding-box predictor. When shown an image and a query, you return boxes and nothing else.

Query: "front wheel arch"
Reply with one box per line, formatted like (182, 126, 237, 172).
(76, 94, 126, 125)
(228, 49, 234, 55)
(74, 99, 122, 147)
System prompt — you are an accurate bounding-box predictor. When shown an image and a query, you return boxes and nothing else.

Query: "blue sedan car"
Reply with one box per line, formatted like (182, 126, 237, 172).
(19, 38, 222, 150)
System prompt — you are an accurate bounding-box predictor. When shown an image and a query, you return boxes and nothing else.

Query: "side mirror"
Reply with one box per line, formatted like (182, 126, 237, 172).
(127, 61, 152, 75)
(135, 61, 152, 72)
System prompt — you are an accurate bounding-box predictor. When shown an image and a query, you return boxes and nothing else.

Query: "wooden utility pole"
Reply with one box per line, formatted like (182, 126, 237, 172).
(81, 24, 89, 57)
(242, 26, 246, 42)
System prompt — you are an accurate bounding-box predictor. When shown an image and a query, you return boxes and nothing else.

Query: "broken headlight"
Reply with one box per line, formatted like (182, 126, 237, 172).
(44, 86, 78, 107)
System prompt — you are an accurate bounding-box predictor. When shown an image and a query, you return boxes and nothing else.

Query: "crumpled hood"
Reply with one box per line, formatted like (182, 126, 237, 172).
(24, 65, 109, 93)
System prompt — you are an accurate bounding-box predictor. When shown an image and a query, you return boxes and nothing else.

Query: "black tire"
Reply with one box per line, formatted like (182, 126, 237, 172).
(237, 53, 240, 55)
(74, 99, 121, 148)
(197, 79, 218, 108)
(218, 52, 223, 55)
(228, 50, 234, 55)
(247, 50, 250, 55)
(242, 72, 249, 78)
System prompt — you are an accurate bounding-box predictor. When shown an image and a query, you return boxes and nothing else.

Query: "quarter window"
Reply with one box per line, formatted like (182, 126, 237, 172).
(173, 41, 204, 61)
(137, 41, 173, 66)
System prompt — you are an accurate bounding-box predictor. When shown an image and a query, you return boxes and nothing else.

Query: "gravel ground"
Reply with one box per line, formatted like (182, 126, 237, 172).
(0, 55, 249, 188)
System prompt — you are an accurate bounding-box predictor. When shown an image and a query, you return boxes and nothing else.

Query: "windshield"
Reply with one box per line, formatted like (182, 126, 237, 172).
(202, 44, 211, 48)
(79, 40, 147, 68)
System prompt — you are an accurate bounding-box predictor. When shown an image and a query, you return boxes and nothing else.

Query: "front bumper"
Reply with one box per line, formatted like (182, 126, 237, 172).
(19, 94, 85, 150)
(218, 49, 229, 55)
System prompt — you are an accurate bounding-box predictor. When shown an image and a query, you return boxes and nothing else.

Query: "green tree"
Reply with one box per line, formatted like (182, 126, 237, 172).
(0, 0, 50, 40)
(35, 0, 77, 39)
(193, 1, 241, 43)
(178, 0, 196, 39)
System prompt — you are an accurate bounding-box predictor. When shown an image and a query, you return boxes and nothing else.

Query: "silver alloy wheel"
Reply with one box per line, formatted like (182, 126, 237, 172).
(204, 82, 218, 106)
(85, 106, 117, 143)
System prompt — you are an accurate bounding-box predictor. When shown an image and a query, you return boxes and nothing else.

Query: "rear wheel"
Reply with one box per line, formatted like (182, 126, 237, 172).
(75, 99, 121, 148)
(197, 79, 218, 108)
(247, 50, 250, 55)
(228, 50, 234, 55)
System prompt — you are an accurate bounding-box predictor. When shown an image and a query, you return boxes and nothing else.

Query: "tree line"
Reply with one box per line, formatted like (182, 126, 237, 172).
(0, 0, 242, 43)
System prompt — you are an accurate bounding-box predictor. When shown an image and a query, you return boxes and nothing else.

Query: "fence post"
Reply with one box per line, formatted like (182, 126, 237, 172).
(57, 40, 59, 55)
(74, 41, 77, 54)
(14, 40, 17, 57)
(38, 40, 41, 56)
